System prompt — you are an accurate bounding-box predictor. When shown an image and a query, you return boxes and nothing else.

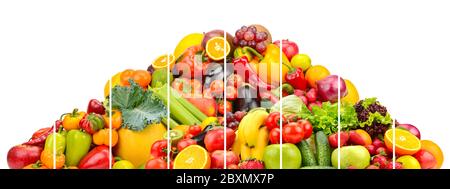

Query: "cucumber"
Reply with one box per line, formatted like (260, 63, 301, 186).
(297, 140, 317, 167)
(315, 131, 332, 166)
(300, 166, 336, 169)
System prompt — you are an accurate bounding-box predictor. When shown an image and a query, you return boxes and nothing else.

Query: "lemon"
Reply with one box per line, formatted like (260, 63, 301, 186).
(173, 33, 204, 59)
(396, 155, 421, 169)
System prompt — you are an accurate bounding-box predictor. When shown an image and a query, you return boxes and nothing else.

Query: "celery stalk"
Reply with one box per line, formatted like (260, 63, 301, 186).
(170, 88, 208, 121)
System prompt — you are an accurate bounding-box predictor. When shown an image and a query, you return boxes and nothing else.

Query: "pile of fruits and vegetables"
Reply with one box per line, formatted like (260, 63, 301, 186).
(7, 25, 444, 169)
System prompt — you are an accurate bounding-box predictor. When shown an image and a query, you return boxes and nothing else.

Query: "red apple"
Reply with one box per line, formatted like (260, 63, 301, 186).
(372, 138, 385, 149)
(414, 150, 437, 169)
(273, 39, 299, 60)
(210, 150, 240, 169)
(397, 123, 421, 139)
(7, 144, 43, 169)
(348, 130, 372, 146)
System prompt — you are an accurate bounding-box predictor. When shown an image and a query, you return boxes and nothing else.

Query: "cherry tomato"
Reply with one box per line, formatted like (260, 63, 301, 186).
(150, 140, 169, 159)
(145, 158, 168, 169)
(226, 86, 238, 101)
(227, 74, 244, 88)
(177, 139, 197, 152)
(282, 122, 305, 144)
(218, 101, 232, 115)
(269, 127, 281, 144)
(298, 119, 313, 139)
(188, 125, 202, 136)
(265, 112, 287, 131)
(210, 80, 224, 96)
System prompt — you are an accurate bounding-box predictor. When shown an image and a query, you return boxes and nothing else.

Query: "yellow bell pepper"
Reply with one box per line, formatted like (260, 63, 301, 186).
(104, 71, 122, 98)
(255, 44, 291, 85)
(114, 123, 166, 167)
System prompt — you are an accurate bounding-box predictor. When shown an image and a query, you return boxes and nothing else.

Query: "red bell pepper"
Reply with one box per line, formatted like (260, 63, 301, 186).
(78, 145, 113, 169)
(284, 63, 307, 90)
(233, 57, 275, 91)
(87, 99, 106, 115)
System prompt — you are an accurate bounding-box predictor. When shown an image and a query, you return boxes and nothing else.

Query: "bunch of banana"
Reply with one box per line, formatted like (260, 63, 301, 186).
(235, 108, 269, 161)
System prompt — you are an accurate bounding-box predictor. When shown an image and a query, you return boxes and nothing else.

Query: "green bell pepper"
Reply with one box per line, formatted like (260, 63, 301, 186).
(65, 129, 92, 166)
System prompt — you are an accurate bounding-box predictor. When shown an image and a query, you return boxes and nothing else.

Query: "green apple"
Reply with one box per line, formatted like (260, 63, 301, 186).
(331, 145, 370, 169)
(263, 143, 302, 169)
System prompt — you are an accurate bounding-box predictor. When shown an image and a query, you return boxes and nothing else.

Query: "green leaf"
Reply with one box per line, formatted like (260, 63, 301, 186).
(111, 81, 167, 131)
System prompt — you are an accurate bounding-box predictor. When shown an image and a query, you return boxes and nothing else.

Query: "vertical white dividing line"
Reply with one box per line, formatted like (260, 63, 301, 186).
(279, 40, 283, 169)
(223, 30, 227, 169)
(167, 53, 171, 169)
(337, 75, 341, 169)
(53, 113, 56, 169)
(392, 119, 396, 169)
(109, 75, 113, 169)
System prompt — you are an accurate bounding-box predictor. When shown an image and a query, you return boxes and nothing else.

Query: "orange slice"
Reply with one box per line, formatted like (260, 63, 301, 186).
(152, 54, 175, 70)
(420, 140, 444, 169)
(205, 37, 230, 61)
(173, 145, 210, 169)
(385, 128, 421, 156)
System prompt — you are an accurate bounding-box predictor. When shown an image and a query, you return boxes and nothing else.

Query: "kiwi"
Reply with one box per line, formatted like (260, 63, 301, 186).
(250, 24, 272, 44)
(163, 130, 184, 145)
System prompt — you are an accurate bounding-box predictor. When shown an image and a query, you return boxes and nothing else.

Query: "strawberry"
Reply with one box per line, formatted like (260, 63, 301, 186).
(371, 154, 388, 169)
(238, 159, 264, 169)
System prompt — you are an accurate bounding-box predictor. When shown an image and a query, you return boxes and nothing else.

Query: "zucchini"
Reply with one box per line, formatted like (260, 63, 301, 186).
(315, 131, 332, 166)
(297, 140, 317, 167)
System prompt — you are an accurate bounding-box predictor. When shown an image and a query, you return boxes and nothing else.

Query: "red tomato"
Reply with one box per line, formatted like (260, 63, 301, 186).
(210, 80, 224, 96)
(265, 112, 287, 131)
(218, 101, 232, 115)
(282, 122, 305, 144)
(177, 139, 197, 152)
(150, 140, 169, 159)
(188, 125, 202, 136)
(269, 127, 281, 144)
(204, 128, 235, 152)
(298, 119, 313, 139)
(226, 86, 238, 101)
(145, 158, 168, 169)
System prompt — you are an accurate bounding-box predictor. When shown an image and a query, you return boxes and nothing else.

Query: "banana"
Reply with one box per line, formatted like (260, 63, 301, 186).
(237, 111, 255, 145)
(251, 126, 269, 160)
(231, 130, 241, 156)
(243, 108, 269, 147)
(240, 143, 252, 161)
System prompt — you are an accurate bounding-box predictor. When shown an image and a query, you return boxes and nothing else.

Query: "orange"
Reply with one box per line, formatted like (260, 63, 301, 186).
(341, 79, 360, 105)
(420, 140, 444, 169)
(152, 54, 175, 70)
(305, 65, 330, 88)
(104, 71, 122, 97)
(205, 37, 230, 61)
(173, 145, 211, 169)
(120, 69, 135, 86)
(385, 128, 421, 156)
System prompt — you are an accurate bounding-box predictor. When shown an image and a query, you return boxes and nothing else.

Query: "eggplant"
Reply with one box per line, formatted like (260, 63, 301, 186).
(234, 84, 260, 112)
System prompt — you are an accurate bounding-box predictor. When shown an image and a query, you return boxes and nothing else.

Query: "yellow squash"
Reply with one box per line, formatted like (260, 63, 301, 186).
(114, 123, 166, 167)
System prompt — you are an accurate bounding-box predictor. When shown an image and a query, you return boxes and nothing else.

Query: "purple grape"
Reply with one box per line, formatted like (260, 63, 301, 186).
(255, 32, 265, 42)
(235, 30, 245, 40)
(256, 42, 266, 53)
(248, 40, 256, 47)
(243, 31, 255, 41)
(233, 37, 239, 45)
(239, 40, 248, 47)
(248, 26, 257, 33)
(240, 26, 248, 32)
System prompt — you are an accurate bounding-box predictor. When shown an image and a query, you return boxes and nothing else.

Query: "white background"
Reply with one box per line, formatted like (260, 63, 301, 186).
(1, 0, 449, 168)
